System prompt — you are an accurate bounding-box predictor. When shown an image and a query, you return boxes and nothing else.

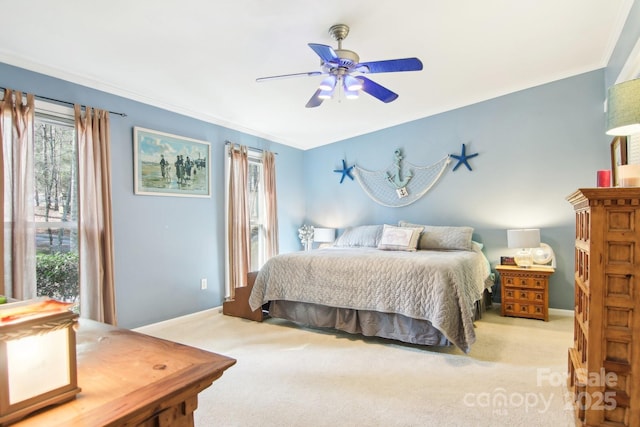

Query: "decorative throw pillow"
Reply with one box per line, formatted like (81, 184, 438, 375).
(334, 225, 384, 248)
(377, 224, 424, 251)
(398, 221, 474, 251)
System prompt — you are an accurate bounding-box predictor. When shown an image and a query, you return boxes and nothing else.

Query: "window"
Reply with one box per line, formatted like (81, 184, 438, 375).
(33, 105, 79, 304)
(248, 154, 265, 272)
(3, 92, 114, 322)
(225, 144, 277, 298)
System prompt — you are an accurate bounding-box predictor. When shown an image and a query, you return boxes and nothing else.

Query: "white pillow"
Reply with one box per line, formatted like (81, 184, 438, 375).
(334, 225, 383, 248)
(398, 221, 474, 251)
(377, 224, 423, 251)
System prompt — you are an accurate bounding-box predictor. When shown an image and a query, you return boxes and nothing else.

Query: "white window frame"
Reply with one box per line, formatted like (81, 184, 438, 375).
(33, 101, 78, 234)
(247, 152, 266, 272)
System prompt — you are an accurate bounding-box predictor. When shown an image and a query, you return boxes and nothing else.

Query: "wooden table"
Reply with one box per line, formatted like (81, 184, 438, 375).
(11, 319, 236, 427)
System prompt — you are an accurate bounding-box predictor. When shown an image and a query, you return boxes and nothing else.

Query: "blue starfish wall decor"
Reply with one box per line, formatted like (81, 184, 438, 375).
(334, 159, 355, 183)
(450, 143, 479, 171)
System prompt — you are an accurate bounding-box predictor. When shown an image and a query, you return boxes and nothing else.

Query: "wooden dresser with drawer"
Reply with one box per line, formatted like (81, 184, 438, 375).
(566, 188, 640, 427)
(496, 265, 554, 321)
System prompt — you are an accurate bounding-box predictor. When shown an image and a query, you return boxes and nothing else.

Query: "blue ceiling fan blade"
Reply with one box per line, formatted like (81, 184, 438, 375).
(305, 89, 325, 108)
(256, 71, 324, 82)
(359, 76, 398, 103)
(308, 43, 339, 64)
(357, 58, 423, 73)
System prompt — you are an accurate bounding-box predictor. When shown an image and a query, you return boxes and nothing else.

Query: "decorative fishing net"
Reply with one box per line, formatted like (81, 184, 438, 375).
(353, 155, 450, 207)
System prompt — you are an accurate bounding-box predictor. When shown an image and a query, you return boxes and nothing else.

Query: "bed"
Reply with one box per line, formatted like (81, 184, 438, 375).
(248, 223, 494, 353)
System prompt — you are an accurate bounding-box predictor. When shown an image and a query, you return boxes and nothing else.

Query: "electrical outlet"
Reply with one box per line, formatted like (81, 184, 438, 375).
(200, 278, 207, 290)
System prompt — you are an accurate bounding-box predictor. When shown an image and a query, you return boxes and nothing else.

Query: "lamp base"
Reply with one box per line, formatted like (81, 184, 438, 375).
(514, 248, 533, 268)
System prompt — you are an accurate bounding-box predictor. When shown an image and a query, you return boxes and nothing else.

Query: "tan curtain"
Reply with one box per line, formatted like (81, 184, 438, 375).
(0, 94, 3, 295)
(227, 144, 250, 299)
(263, 150, 279, 259)
(75, 105, 117, 325)
(0, 89, 36, 300)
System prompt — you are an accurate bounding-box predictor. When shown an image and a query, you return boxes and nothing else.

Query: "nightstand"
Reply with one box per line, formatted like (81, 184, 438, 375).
(495, 265, 554, 321)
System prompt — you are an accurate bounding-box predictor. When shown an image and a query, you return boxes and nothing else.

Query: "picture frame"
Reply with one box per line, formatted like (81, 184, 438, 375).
(610, 136, 627, 187)
(133, 127, 211, 198)
(628, 133, 640, 165)
(500, 256, 517, 266)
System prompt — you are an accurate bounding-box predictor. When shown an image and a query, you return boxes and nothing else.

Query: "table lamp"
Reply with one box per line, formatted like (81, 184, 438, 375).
(606, 78, 640, 136)
(507, 228, 540, 268)
(313, 228, 336, 248)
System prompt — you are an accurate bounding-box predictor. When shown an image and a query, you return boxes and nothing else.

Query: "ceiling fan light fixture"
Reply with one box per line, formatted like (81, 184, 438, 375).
(318, 75, 337, 91)
(318, 89, 334, 100)
(344, 89, 359, 100)
(257, 24, 422, 108)
(344, 75, 363, 91)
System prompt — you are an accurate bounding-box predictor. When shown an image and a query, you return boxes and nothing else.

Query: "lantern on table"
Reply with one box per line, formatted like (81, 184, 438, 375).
(0, 299, 81, 425)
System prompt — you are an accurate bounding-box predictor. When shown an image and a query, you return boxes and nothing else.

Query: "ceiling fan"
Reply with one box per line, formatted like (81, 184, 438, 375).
(256, 24, 423, 108)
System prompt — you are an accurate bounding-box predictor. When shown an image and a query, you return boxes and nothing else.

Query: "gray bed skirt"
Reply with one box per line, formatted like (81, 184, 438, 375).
(267, 289, 492, 347)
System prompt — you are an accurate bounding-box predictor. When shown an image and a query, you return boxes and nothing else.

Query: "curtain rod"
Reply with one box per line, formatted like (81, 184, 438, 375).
(0, 86, 127, 117)
(225, 141, 278, 155)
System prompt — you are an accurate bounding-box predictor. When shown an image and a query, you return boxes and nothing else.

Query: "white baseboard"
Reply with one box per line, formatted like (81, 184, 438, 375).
(134, 305, 222, 331)
(492, 303, 574, 318)
(548, 307, 574, 317)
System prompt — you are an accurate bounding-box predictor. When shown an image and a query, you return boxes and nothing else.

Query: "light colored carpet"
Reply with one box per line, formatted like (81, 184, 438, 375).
(136, 305, 576, 427)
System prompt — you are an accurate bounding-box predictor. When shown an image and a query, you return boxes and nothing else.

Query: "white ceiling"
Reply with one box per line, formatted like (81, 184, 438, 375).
(0, 0, 633, 150)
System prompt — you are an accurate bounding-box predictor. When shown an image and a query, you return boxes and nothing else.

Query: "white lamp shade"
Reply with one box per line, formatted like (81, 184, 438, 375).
(606, 78, 640, 136)
(507, 229, 541, 249)
(313, 228, 336, 243)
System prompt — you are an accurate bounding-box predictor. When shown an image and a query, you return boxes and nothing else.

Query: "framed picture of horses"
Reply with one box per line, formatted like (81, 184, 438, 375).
(133, 127, 211, 198)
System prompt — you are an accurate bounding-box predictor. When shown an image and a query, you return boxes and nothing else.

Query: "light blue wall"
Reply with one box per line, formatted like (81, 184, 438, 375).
(0, 63, 306, 328)
(303, 70, 607, 310)
(2, 2, 638, 322)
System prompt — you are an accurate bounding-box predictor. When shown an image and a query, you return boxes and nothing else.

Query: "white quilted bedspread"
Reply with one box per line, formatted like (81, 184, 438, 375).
(249, 247, 492, 353)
